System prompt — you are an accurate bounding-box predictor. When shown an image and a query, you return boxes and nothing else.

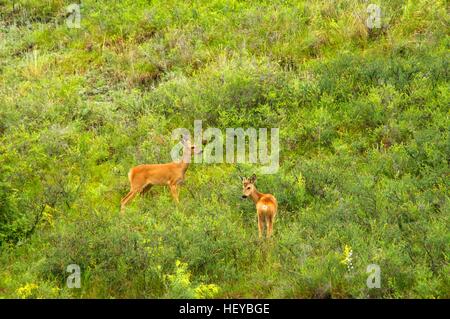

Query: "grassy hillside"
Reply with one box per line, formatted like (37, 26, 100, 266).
(0, 0, 448, 298)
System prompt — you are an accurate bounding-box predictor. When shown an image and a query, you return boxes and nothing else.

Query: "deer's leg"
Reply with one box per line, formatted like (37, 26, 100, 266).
(257, 212, 264, 239)
(121, 191, 133, 205)
(169, 184, 179, 203)
(141, 184, 153, 196)
(121, 190, 138, 212)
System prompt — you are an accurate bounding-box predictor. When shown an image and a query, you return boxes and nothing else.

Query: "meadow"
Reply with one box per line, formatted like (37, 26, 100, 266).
(0, 0, 448, 298)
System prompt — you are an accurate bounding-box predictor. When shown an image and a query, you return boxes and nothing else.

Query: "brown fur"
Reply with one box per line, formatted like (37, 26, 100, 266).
(120, 138, 202, 212)
(242, 174, 278, 239)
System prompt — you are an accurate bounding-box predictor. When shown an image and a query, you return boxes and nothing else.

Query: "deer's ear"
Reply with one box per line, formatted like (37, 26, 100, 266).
(240, 176, 246, 183)
(250, 174, 257, 183)
(181, 134, 189, 144)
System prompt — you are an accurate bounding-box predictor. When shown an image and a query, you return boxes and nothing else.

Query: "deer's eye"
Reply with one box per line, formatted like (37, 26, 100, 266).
(247, 187, 251, 190)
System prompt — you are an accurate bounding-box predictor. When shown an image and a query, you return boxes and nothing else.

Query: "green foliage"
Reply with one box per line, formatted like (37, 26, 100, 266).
(0, 0, 448, 298)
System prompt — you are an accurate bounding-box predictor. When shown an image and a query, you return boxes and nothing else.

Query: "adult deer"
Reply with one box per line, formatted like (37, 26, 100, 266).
(120, 135, 203, 212)
(241, 174, 278, 239)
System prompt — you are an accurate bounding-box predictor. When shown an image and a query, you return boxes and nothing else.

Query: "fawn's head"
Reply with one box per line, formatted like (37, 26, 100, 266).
(241, 174, 257, 198)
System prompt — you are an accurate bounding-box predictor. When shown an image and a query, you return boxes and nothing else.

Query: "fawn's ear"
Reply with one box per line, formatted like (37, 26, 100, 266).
(250, 174, 257, 183)
(240, 176, 246, 183)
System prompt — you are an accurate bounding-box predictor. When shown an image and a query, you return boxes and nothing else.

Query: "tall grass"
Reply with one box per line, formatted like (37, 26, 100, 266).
(0, 0, 448, 298)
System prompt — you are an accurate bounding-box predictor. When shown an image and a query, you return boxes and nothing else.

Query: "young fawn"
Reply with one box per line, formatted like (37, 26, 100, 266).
(120, 135, 203, 212)
(241, 174, 277, 239)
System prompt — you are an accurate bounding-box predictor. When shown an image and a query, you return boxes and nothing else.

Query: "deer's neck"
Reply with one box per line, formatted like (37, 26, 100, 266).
(177, 150, 191, 173)
(179, 159, 190, 173)
(250, 189, 263, 204)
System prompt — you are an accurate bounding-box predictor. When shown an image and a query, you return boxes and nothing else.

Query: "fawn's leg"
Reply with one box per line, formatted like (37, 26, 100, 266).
(257, 213, 264, 239)
(266, 215, 274, 238)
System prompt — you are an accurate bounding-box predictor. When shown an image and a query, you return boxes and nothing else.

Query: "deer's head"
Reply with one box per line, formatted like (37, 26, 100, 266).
(181, 135, 207, 156)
